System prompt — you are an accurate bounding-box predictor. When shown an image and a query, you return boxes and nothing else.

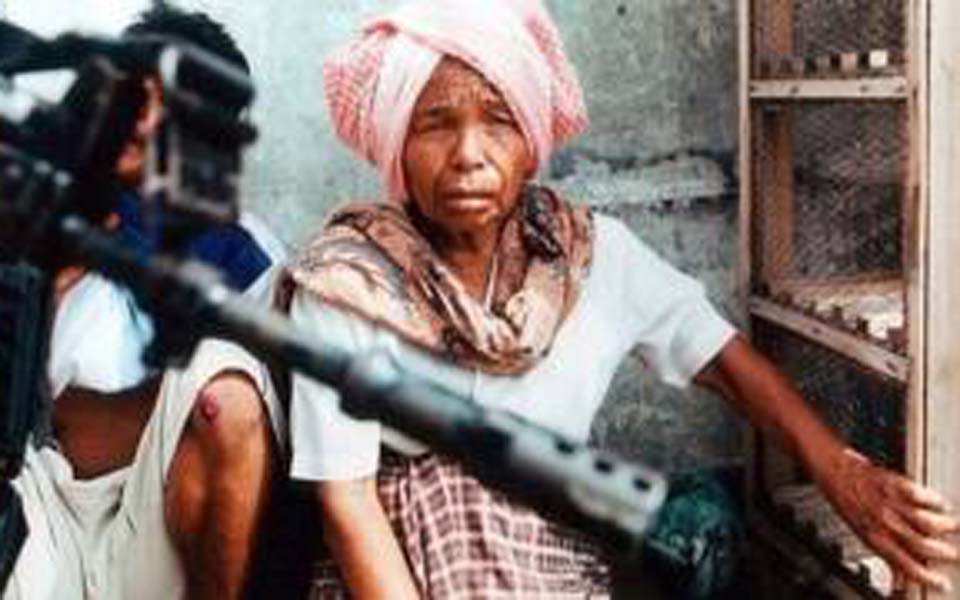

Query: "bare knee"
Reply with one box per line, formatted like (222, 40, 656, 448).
(190, 371, 269, 462)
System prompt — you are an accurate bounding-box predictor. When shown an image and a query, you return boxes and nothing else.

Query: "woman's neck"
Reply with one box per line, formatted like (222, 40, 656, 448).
(406, 205, 502, 301)
(436, 231, 498, 301)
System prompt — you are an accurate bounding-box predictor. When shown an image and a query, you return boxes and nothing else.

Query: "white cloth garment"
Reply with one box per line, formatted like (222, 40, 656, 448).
(4, 213, 288, 600)
(289, 214, 737, 482)
(46, 211, 287, 399)
(4, 339, 285, 600)
(47, 273, 157, 399)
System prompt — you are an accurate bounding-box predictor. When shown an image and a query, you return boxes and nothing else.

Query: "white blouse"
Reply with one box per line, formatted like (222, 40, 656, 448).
(289, 214, 736, 482)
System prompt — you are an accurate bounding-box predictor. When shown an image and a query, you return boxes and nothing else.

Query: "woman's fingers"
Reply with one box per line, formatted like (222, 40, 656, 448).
(895, 478, 953, 513)
(902, 506, 960, 538)
(826, 452, 960, 591)
(866, 530, 953, 592)
(880, 506, 960, 563)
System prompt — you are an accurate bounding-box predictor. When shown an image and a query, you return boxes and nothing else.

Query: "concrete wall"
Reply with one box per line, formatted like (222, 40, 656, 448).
(7, 0, 744, 474)
(5, 0, 144, 37)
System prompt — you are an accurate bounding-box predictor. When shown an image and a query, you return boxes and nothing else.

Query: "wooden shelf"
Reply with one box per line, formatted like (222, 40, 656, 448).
(766, 277, 906, 340)
(768, 484, 894, 597)
(755, 49, 898, 80)
(749, 294, 910, 382)
(750, 76, 909, 100)
(741, 0, 960, 594)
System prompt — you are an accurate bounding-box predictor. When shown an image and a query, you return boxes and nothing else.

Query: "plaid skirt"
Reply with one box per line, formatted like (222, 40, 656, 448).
(309, 450, 611, 599)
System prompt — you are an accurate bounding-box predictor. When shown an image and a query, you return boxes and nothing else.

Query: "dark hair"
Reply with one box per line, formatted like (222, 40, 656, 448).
(124, 4, 250, 75)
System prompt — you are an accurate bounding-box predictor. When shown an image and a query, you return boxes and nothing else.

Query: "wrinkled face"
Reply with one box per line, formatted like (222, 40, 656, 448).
(403, 58, 534, 239)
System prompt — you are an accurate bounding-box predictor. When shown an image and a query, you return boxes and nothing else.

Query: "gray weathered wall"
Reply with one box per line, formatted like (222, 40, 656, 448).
(181, 0, 745, 475)
(9, 0, 744, 474)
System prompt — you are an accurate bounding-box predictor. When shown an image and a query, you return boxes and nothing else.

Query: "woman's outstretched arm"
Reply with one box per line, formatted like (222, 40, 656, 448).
(695, 334, 960, 593)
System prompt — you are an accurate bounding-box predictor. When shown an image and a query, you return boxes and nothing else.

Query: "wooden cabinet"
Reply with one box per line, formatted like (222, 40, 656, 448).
(738, 1, 960, 597)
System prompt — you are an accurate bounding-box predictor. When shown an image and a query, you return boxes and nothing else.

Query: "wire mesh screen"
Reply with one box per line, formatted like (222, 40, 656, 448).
(751, 0, 907, 77)
(753, 319, 906, 472)
(752, 101, 908, 281)
(750, 101, 908, 345)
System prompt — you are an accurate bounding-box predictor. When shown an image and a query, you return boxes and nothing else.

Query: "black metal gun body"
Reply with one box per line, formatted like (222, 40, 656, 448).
(58, 214, 668, 559)
(0, 23, 671, 592)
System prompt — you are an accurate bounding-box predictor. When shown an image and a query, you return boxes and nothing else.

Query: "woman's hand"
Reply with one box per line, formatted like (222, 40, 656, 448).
(814, 448, 960, 592)
(696, 335, 960, 592)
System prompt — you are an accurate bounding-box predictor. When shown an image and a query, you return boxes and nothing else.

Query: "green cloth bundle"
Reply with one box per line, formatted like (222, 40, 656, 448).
(643, 471, 745, 599)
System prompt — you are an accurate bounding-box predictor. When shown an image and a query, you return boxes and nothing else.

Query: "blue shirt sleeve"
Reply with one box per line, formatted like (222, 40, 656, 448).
(187, 227, 272, 291)
(116, 192, 272, 292)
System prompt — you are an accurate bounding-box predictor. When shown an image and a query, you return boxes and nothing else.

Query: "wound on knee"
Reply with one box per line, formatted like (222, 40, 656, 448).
(197, 391, 221, 423)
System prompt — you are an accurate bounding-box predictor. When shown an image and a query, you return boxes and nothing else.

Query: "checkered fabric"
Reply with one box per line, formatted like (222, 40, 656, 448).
(309, 450, 611, 599)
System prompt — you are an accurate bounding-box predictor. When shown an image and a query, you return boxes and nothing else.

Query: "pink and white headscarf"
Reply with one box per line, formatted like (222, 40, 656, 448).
(324, 0, 589, 202)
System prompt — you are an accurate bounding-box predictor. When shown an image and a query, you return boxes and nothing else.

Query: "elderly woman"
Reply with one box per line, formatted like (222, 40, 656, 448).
(281, 0, 959, 597)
